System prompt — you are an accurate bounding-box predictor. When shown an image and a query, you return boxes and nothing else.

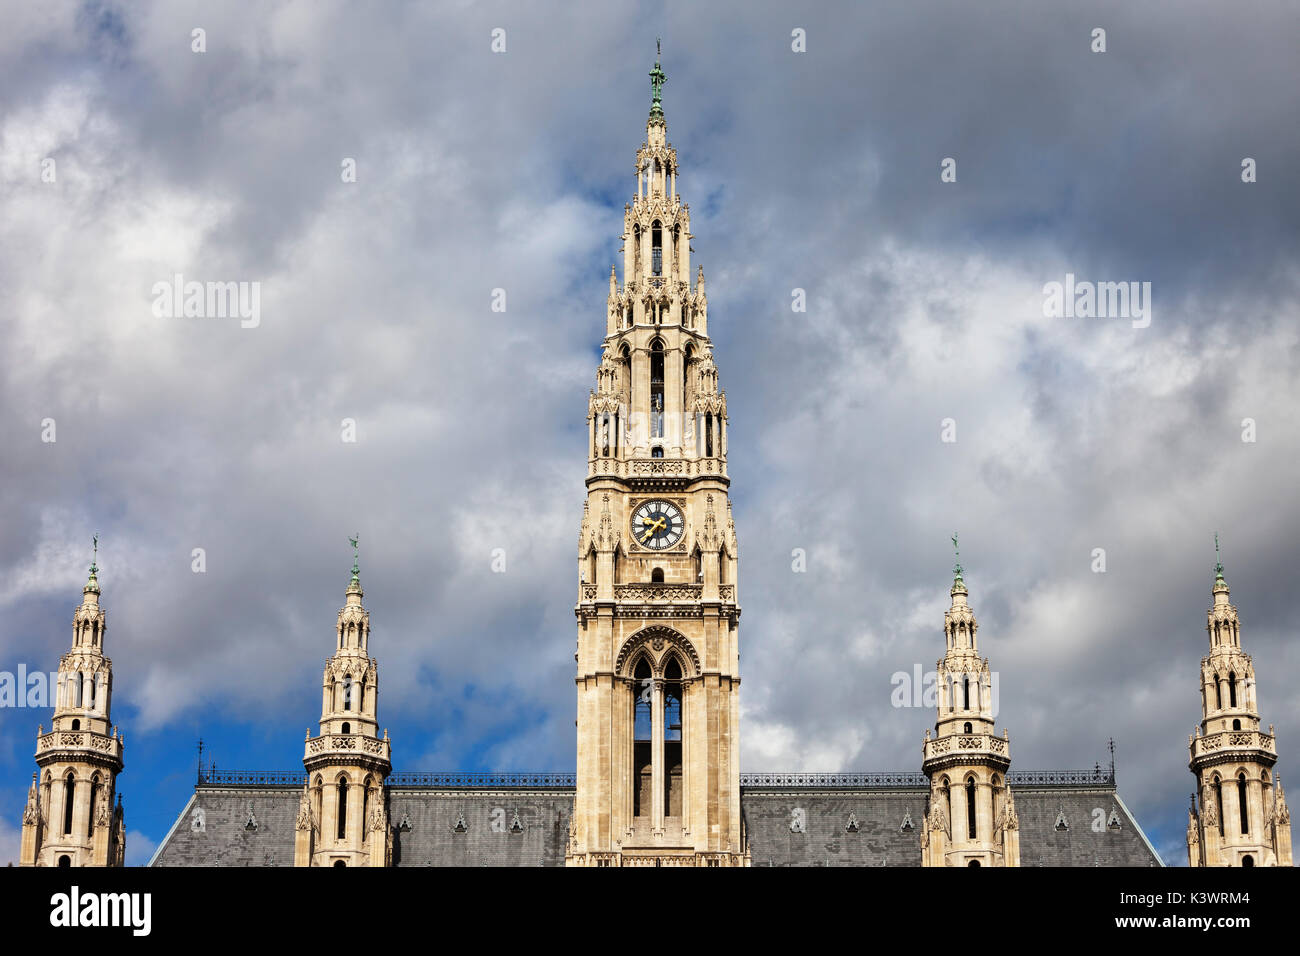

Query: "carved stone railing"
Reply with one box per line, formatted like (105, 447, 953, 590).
(579, 583, 737, 605)
(1191, 729, 1276, 762)
(613, 584, 702, 603)
(922, 733, 1011, 763)
(589, 457, 727, 480)
(304, 733, 391, 762)
(36, 731, 122, 762)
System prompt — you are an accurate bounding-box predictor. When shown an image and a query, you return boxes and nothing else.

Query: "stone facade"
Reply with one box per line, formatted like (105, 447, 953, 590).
(920, 561, 1019, 866)
(295, 557, 393, 867)
(569, 48, 742, 866)
(1186, 557, 1292, 867)
(19, 551, 126, 867)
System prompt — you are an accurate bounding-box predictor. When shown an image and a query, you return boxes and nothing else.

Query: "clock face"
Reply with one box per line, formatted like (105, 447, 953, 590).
(632, 499, 684, 550)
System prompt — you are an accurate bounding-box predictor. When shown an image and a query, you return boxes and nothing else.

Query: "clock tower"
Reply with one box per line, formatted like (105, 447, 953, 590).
(568, 48, 744, 867)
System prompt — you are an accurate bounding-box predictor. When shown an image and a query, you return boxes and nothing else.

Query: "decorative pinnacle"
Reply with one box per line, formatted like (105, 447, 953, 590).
(348, 534, 360, 585)
(85, 532, 101, 592)
(951, 532, 964, 582)
(1213, 532, 1224, 582)
(648, 41, 666, 123)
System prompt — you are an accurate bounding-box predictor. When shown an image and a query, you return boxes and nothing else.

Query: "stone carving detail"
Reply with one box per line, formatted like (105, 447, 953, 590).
(614, 584, 702, 603)
(789, 807, 806, 833)
(244, 803, 258, 831)
(899, 809, 914, 832)
(1107, 807, 1122, 829)
(1054, 810, 1069, 831)
(96, 791, 111, 827)
(928, 797, 949, 837)
(845, 811, 860, 833)
(1201, 785, 1218, 827)
(615, 626, 701, 677)
(191, 807, 206, 832)
(451, 812, 468, 833)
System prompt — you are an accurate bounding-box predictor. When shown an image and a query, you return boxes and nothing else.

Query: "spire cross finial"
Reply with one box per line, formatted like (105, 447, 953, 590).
(349, 534, 360, 578)
(90, 532, 99, 575)
(1214, 532, 1224, 579)
(951, 532, 963, 579)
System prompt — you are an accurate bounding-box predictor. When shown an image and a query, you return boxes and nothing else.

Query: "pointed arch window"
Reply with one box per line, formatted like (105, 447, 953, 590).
(1238, 773, 1249, 834)
(88, 774, 101, 837)
(966, 777, 977, 840)
(1228, 672, 1237, 708)
(664, 658, 684, 817)
(651, 221, 663, 275)
(362, 775, 372, 840)
(343, 675, 353, 712)
(633, 659, 652, 818)
(337, 777, 349, 840)
(63, 773, 75, 835)
(650, 340, 665, 438)
(1213, 776, 1225, 836)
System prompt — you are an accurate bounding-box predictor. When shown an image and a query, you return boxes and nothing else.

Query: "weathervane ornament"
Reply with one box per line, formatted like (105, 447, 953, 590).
(1214, 532, 1224, 580)
(951, 532, 963, 580)
(349, 534, 360, 579)
(90, 533, 99, 575)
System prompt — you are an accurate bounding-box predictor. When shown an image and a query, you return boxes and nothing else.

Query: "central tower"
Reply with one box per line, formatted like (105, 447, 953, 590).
(569, 49, 744, 867)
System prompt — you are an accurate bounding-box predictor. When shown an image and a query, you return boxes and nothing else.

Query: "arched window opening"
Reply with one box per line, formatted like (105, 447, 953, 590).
(664, 658, 684, 817)
(337, 778, 349, 841)
(650, 341, 664, 437)
(1242, 854, 1254, 867)
(651, 568, 665, 583)
(633, 225, 640, 273)
(968, 859, 981, 867)
(694, 548, 703, 582)
(343, 675, 353, 712)
(76, 672, 84, 708)
(1228, 672, 1237, 708)
(966, 778, 977, 840)
(1215, 678, 1222, 710)
(63, 774, 75, 835)
(651, 222, 663, 275)
(87, 774, 101, 837)
(1213, 777, 1224, 836)
(71, 719, 80, 731)
(334, 859, 346, 867)
(964, 722, 973, 734)
(652, 446, 664, 458)
(58, 855, 71, 867)
(963, 675, 971, 710)
(1238, 774, 1249, 834)
(362, 777, 371, 838)
(633, 659, 652, 818)
(341, 722, 350, 735)
(1233, 719, 1241, 731)
(705, 412, 714, 457)
(88, 673, 95, 709)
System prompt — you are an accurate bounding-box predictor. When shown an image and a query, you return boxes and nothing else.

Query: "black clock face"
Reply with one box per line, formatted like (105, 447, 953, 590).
(633, 500, 684, 550)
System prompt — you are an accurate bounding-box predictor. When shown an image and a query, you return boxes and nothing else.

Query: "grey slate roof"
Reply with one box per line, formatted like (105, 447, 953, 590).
(149, 776, 1163, 867)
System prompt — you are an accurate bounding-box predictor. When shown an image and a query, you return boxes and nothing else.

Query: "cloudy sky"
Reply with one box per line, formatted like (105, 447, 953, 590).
(1, 1, 1297, 866)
